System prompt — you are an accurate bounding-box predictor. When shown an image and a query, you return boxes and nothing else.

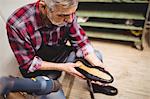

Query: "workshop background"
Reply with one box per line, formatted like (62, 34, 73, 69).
(0, 0, 150, 99)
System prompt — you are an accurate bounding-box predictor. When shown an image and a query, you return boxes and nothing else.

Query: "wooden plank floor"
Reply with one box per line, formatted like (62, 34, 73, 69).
(0, 39, 149, 99)
(62, 40, 150, 99)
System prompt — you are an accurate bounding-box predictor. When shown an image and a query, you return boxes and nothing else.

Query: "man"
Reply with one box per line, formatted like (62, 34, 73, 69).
(5, 0, 117, 98)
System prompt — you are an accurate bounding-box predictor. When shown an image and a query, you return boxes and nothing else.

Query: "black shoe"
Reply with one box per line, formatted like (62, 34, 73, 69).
(75, 58, 114, 83)
(91, 83, 118, 96)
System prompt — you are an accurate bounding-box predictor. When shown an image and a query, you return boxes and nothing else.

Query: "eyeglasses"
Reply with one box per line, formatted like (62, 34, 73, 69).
(57, 12, 75, 19)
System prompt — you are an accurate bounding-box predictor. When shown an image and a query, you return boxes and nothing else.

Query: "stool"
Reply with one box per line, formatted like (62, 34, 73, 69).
(63, 73, 95, 99)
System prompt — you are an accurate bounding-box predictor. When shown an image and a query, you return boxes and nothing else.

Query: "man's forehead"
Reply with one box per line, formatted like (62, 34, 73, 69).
(53, 4, 77, 12)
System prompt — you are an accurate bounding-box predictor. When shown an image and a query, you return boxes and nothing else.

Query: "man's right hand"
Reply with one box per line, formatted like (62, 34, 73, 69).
(61, 63, 85, 79)
(40, 61, 85, 79)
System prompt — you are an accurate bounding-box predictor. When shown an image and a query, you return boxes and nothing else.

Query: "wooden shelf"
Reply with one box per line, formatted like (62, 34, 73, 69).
(85, 31, 141, 42)
(77, 1, 149, 49)
(77, 10, 145, 20)
(79, 22, 143, 30)
(79, 0, 149, 3)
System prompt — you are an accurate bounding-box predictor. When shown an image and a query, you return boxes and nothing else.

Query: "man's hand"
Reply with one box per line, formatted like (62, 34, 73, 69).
(62, 63, 85, 79)
(84, 52, 111, 71)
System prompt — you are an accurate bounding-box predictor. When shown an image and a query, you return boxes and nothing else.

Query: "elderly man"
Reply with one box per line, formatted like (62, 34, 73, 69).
(3, 0, 117, 98)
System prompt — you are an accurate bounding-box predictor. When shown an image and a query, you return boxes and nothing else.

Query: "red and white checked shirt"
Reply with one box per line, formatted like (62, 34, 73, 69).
(6, 1, 94, 73)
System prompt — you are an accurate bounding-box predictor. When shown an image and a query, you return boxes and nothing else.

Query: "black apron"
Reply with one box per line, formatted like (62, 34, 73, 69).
(20, 26, 74, 79)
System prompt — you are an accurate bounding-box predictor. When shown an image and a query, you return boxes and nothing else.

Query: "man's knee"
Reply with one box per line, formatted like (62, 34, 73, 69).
(66, 51, 76, 62)
(34, 76, 61, 95)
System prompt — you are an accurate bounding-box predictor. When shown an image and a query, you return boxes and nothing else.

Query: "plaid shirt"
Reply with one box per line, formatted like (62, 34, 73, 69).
(6, 1, 94, 73)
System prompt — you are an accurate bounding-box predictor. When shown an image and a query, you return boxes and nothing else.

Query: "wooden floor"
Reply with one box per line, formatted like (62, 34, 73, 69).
(62, 39, 150, 99)
(0, 39, 150, 99)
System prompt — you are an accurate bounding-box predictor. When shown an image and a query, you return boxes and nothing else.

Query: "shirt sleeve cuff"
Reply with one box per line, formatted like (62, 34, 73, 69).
(28, 56, 42, 73)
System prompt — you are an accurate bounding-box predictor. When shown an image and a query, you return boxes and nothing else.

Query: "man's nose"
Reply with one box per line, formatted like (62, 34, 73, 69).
(65, 14, 74, 23)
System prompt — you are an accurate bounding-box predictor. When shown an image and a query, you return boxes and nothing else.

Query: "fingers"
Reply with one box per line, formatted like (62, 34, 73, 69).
(91, 80, 103, 86)
(73, 70, 85, 79)
(71, 68, 85, 79)
(73, 63, 86, 79)
(71, 73, 84, 79)
(65, 63, 85, 79)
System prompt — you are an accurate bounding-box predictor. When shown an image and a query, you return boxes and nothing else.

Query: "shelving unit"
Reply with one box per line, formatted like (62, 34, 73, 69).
(77, 0, 150, 50)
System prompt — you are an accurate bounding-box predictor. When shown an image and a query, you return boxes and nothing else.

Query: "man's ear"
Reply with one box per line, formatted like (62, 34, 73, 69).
(39, 0, 46, 8)
(39, 0, 47, 14)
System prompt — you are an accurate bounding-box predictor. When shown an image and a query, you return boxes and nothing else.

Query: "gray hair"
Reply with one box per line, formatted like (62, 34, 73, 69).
(44, 0, 78, 11)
